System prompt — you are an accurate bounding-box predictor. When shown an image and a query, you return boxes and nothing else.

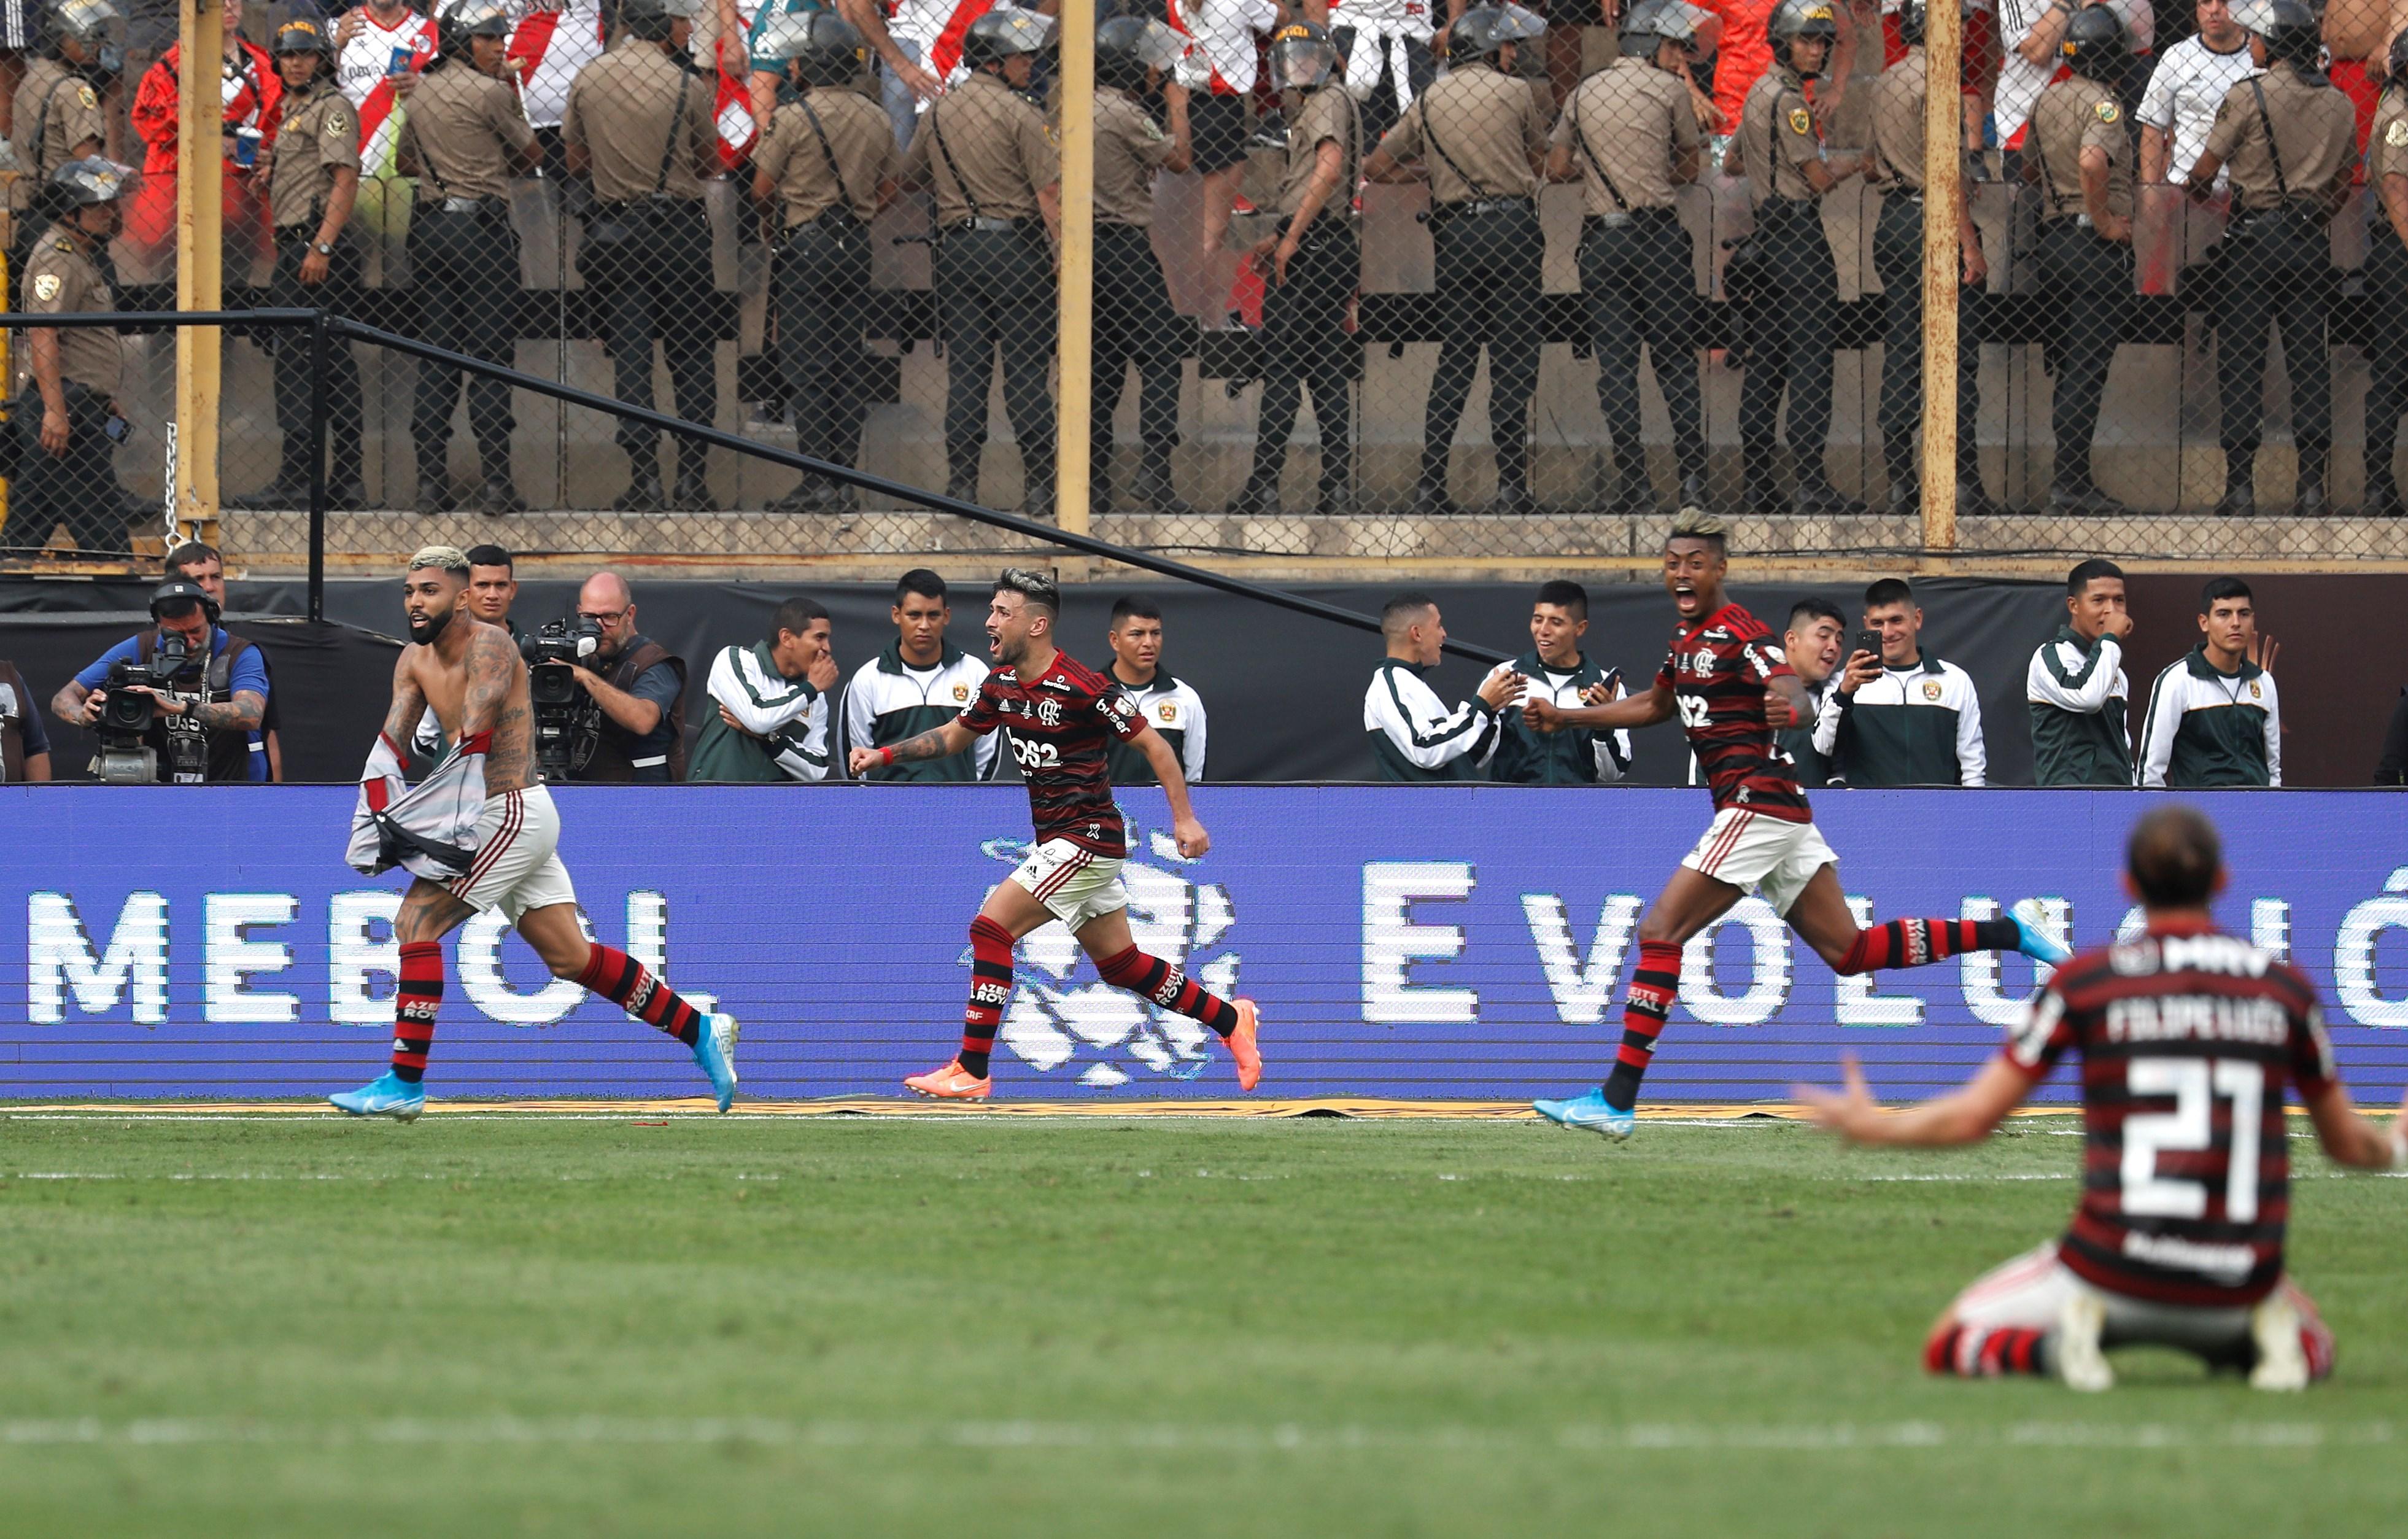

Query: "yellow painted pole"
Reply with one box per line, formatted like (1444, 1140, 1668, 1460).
(1055, 0, 1094, 537)
(1917, 0, 1961, 558)
(174, 0, 225, 546)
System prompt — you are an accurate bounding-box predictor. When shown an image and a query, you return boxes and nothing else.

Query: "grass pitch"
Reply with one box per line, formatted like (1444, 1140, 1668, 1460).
(2, 1112, 2400, 1537)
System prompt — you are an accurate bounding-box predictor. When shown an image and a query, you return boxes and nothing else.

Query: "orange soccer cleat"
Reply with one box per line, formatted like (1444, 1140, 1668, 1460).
(904, 1060, 993, 1101)
(1226, 999, 1263, 1093)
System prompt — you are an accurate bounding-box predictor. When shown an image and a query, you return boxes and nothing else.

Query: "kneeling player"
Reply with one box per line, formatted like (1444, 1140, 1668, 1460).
(330, 547, 739, 1120)
(848, 568, 1260, 1101)
(1802, 805, 2408, 1390)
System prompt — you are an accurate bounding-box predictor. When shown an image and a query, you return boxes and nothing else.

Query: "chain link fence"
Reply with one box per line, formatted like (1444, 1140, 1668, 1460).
(2, 0, 2402, 572)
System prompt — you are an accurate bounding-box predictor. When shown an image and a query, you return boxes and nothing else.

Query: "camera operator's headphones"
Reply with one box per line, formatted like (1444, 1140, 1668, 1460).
(149, 578, 222, 629)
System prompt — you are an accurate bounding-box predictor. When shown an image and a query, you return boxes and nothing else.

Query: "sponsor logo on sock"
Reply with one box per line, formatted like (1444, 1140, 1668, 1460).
(970, 981, 1010, 1007)
(398, 999, 438, 1024)
(1151, 966, 1185, 1008)
(626, 974, 658, 1014)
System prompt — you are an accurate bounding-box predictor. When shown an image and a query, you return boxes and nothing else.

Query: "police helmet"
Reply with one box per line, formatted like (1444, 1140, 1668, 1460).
(1096, 15, 1184, 90)
(50, 154, 130, 211)
(1447, 3, 1543, 68)
(2391, 26, 2408, 83)
(619, 0, 700, 45)
(1768, 0, 1839, 68)
(40, 0, 120, 55)
(149, 578, 222, 629)
(1619, 0, 1708, 53)
(271, 16, 335, 61)
(2058, 5, 2126, 77)
(759, 10, 868, 86)
(2229, 0, 2321, 69)
(435, 0, 511, 60)
(1266, 20, 1338, 89)
(961, 7, 1056, 69)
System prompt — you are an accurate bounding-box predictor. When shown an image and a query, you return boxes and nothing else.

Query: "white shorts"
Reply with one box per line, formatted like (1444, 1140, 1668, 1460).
(1679, 808, 1836, 917)
(447, 785, 578, 925)
(1939, 1241, 2333, 1374)
(1008, 838, 1129, 931)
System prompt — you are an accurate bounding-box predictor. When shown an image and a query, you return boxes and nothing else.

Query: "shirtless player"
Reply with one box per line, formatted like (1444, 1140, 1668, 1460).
(330, 546, 739, 1120)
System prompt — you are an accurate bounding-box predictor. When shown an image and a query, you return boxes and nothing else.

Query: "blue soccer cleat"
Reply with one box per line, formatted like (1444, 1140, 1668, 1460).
(693, 1010, 740, 1113)
(329, 1071, 426, 1122)
(2010, 899, 2072, 967)
(1533, 1088, 1635, 1141)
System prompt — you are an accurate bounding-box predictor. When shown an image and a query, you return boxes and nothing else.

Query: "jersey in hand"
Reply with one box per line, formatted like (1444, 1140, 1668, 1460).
(2003, 926, 2336, 1308)
(1655, 602, 1811, 823)
(958, 651, 1147, 855)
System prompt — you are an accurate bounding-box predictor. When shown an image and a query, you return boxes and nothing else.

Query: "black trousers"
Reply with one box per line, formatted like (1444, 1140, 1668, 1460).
(934, 222, 1055, 494)
(1249, 224, 1358, 498)
(2213, 208, 2334, 463)
(775, 214, 873, 471)
(1736, 199, 1841, 493)
(1872, 193, 1980, 485)
(576, 198, 718, 472)
(1579, 209, 1705, 486)
(1423, 200, 1543, 495)
(2035, 219, 2130, 486)
(2365, 238, 2408, 500)
(408, 207, 521, 481)
(1091, 220, 1183, 486)
(264, 233, 366, 487)
(11, 384, 126, 552)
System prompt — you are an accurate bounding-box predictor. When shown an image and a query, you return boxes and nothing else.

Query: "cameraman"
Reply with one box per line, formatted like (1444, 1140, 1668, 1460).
(51, 578, 269, 783)
(565, 570, 686, 782)
(0, 656, 55, 781)
(164, 540, 282, 782)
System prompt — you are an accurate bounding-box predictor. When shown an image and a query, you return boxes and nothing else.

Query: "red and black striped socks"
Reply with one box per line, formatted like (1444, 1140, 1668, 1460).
(576, 944, 705, 1047)
(959, 915, 1016, 1079)
(1096, 946, 1239, 1036)
(1926, 1324, 2051, 1378)
(389, 940, 444, 1083)
(1601, 939, 1682, 1111)
(1837, 917, 2019, 975)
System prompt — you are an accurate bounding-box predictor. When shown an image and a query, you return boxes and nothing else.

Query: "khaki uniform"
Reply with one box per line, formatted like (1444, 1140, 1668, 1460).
(397, 61, 538, 497)
(563, 38, 721, 497)
(7, 59, 105, 214)
(1735, 66, 1848, 510)
(13, 225, 127, 552)
(757, 85, 898, 494)
(902, 70, 1058, 505)
(1088, 85, 1185, 508)
(2202, 61, 2357, 502)
(2030, 73, 2135, 500)
(1241, 80, 1363, 514)
(2363, 90, 2408, 513)
(1557, 56, 1705, 505)
(246, 79, 369, 500)
(1374, 62, 1550, 510)
(267, 81, 362, 230)
(1868, 45, 1983, 506)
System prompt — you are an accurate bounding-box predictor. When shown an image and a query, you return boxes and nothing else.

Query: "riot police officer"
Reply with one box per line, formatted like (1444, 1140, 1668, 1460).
(238, 17, 368, 511)
(2188, 0, 2357, 516)
(14, 157, 132, 554)
(562, 0, 721, 513)
(1233, 21, 1361, 517)
(8, 0, 116, 306)
(397, 0, 540, 516)
(1547, 0, 1708, 515)
(1727, 0, 1868, 515)
(2362, 32, 2408, 519)
(1361, 4, 1549, 515)
(1868, 0, 1992, 516)
(751, 12, 897, 514)
(1090, 15, 1196, 515)
(2026, 6, 2132, 514)
(902, 8, 1061, 516)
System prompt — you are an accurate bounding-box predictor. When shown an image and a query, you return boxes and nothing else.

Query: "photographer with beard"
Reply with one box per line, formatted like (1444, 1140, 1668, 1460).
(50, 578, 269, 783)
(562, 570, 687, 783)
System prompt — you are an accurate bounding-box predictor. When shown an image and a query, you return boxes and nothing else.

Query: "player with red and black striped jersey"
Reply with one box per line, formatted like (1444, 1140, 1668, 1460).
(1520, 511, 2068, 1141)
(1802, 805, 2408, 1392)
(848, 568, 1262, 1102)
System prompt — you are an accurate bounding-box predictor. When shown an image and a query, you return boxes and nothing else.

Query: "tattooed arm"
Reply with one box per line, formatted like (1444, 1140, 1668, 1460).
(846, 719, 977, 777)
(379, 649, 431, 747)
(165, 689, 267, 734)
(460, 626, 519, 737)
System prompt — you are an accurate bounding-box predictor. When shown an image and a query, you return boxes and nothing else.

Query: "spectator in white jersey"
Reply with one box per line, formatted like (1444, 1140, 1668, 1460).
(1487, 580, 1631, 786)
(2139, 575, 2281, 787)
(2028, 557, 2135, 786)
(2137, 0, 2258, 189)
(842, 568, 998, 781)
(1779, 596, 1845, 788)
(1364, 591, 1523, 781)
(1101, 594, 1208, 786)
(1994, 0, 2152, 144)
(1814, 577, 1986, 786)
(691, 595, 842, 782)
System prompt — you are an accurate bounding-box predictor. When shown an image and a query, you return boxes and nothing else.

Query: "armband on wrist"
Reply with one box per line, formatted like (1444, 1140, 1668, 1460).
(879, 746, 896, 767)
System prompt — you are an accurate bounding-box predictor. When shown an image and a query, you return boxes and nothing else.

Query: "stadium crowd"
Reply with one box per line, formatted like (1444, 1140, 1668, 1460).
(2, 0, 2404, 539)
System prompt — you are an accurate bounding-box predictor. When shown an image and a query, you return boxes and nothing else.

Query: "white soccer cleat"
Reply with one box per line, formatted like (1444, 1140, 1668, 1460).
(2247, 1292, 2310, 1392)
(2055, 1290, 2115, 1392)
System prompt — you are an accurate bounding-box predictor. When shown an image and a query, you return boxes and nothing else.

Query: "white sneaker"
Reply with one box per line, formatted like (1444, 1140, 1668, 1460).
(2248, 1292, 2309, 1392)
(2055, 1290, 2115, 1392)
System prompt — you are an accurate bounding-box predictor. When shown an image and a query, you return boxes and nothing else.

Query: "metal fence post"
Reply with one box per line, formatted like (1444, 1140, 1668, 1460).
(307, 310, 329, 622)
(1918, 0, 1964, 558)
(1056, 0, 1096, 537)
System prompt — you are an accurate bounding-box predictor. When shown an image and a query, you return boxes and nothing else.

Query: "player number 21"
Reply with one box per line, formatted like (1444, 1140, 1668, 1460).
(2121, 1057, 2265, 1223)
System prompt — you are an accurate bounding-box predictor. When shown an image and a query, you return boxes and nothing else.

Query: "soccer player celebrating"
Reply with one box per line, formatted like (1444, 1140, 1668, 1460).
(847, 568, 1262, 1101)
(1800, 805, 2408, 1392)
(1520, 511, 2067, 1141)
(331, 547, 740, 1120)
